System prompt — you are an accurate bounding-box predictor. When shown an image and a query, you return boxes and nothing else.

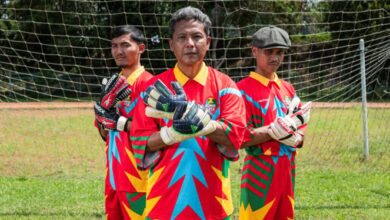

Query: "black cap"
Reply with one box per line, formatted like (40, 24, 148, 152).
(252, 25, 291, 49)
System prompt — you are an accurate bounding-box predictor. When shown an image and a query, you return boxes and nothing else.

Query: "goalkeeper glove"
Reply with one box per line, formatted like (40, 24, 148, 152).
(268, 117, 302, 147)
(94, 102, 128, 131)
(159, 101, 216, 145)
(160, 121, 217, 146)
(286, 96, 301, 116)
(100, 74, 132, 109)
(172, 101, 212, 134)
(143, 80, 187, 119)
(285, 101, 312, 130)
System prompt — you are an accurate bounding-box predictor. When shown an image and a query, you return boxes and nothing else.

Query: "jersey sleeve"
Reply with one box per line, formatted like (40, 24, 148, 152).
(216, 79, 246, 161)
(237, 83, 256, 144)
(129, 83, 162, 170)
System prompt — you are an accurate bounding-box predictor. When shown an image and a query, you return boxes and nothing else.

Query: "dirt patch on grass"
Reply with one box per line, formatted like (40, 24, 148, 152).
(0, 108, 92, 119)
(0, 102, 93, 109)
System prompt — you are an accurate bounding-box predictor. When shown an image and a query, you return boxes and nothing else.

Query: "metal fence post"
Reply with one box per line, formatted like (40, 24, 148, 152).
(359, 39, 369, 160)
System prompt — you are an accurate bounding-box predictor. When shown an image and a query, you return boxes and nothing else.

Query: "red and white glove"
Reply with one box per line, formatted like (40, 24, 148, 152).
(268, 117, 302, 147)
(100, 74, 132, 109)
(286, 96, 301, 116)
(94, 102, 128, 131)
(285, 101, 312, 130)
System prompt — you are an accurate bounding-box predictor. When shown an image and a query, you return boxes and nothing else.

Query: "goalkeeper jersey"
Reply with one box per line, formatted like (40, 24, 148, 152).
(130, 63, 246, 220)
(104, 66, 152, 192)
(237, 71, 307, 157)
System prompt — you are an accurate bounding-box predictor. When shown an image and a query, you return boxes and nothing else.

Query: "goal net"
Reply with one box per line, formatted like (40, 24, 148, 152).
(1, 0, 388, 103)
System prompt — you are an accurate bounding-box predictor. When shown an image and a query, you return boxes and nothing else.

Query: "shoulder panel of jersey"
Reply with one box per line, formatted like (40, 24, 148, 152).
(129, 68, 175, 170)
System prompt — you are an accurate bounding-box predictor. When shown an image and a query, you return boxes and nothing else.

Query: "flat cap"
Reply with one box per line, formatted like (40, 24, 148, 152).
(252, 25, 291, 49)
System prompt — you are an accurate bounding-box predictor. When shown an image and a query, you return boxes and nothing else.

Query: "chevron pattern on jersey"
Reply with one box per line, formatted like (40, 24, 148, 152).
(240, 155, 275, 211)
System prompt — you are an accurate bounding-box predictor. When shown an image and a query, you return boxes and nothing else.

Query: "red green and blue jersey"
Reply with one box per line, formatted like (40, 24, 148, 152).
(130, 63, 246, 220)
(237, 71, 307, 158)
(103, 66, 152, 192)
(237, 72, 306, 219)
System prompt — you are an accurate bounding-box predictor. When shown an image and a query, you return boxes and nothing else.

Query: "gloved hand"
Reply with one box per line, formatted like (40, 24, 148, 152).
(143, 80, 187, 119)
(268, 117, 302, 147)
(159, 101, 216, 145)
(172, 101, 212, 134)
(160, 121, 218, 146)
(286, 96, 301, 116)
(285, 101, 312, 130)
(100, 74, 132, 109)
(94, 102, 128, 131)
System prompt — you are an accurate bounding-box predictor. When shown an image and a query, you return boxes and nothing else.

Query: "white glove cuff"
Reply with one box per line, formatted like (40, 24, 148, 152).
(160, 126, 175, 145)
(145, 106, 174, 119)
(160, 121, 218, 146)
(116, 116, 128, 132)
(267, 124, 277, 140)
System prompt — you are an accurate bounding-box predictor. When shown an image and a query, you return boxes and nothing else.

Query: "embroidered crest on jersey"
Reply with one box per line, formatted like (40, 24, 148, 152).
(205, 97, 218, 112)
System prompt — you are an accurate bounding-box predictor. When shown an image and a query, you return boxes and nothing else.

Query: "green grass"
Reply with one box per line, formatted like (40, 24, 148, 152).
(0, 108, 389, 219)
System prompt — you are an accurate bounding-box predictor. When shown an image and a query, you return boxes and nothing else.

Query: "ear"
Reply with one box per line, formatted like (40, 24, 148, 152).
(206, 36, 211, 50)
(251, 46, 258, 57)
(138, 44, 145, 54)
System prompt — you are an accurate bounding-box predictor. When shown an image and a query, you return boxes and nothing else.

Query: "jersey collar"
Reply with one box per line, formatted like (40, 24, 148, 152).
(120, 66, 145, 86)
(173, 62, 208, 86)
(249, 71, 281, 88)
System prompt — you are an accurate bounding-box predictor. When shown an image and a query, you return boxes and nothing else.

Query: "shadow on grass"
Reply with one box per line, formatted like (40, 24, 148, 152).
(370, 189, 390, 198)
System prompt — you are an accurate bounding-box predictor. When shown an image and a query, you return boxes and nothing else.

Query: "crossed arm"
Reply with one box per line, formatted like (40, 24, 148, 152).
(145, 123, 234, 152)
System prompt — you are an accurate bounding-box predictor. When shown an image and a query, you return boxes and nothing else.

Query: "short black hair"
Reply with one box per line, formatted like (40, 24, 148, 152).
(111, 25, 145, 44)
(168, 6, 211, 37)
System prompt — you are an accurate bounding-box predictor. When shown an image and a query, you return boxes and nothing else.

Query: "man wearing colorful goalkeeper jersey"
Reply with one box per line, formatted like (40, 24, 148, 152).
(237, 26, 311, 220)
(130, 7, 246, 220)
(94, 25, 152, 220)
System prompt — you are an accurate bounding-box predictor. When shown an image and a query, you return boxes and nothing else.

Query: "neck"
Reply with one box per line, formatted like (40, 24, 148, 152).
(177, 61, 203, 79)
(255, 68, 275, 80)
(121, 63, 141, 78)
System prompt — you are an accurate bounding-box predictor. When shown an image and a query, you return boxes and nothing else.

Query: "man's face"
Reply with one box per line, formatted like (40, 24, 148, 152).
(111, 33, 145, 68)
(252, 47, 286, 76)
(169, 19, 211, 67)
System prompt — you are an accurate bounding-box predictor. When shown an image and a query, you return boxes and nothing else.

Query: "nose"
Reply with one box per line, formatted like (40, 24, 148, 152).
(268, 53, 282, 62)
(117, 48, 124, 55)
(269, 55, 279, 61)
(185, 37, 195, 48)
(112, 48, 119, 57)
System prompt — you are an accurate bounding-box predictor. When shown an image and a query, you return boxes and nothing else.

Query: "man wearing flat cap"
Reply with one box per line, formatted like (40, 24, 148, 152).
(237, 25, 311, 219)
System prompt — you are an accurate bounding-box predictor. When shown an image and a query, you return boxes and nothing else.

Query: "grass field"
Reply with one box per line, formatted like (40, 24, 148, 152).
(0, 108, 389, 219)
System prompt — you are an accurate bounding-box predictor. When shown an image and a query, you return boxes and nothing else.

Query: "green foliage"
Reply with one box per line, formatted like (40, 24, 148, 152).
(291, 32, 332, 44)
(327, 1, 390, 43)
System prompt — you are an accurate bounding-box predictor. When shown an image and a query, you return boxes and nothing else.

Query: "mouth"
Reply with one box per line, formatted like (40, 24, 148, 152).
(184, 52, 197, 56)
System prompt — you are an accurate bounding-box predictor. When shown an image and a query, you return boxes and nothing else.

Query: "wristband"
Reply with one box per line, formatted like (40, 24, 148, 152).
(160, 126, 174, 145)
(116, 116, 128, 132)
